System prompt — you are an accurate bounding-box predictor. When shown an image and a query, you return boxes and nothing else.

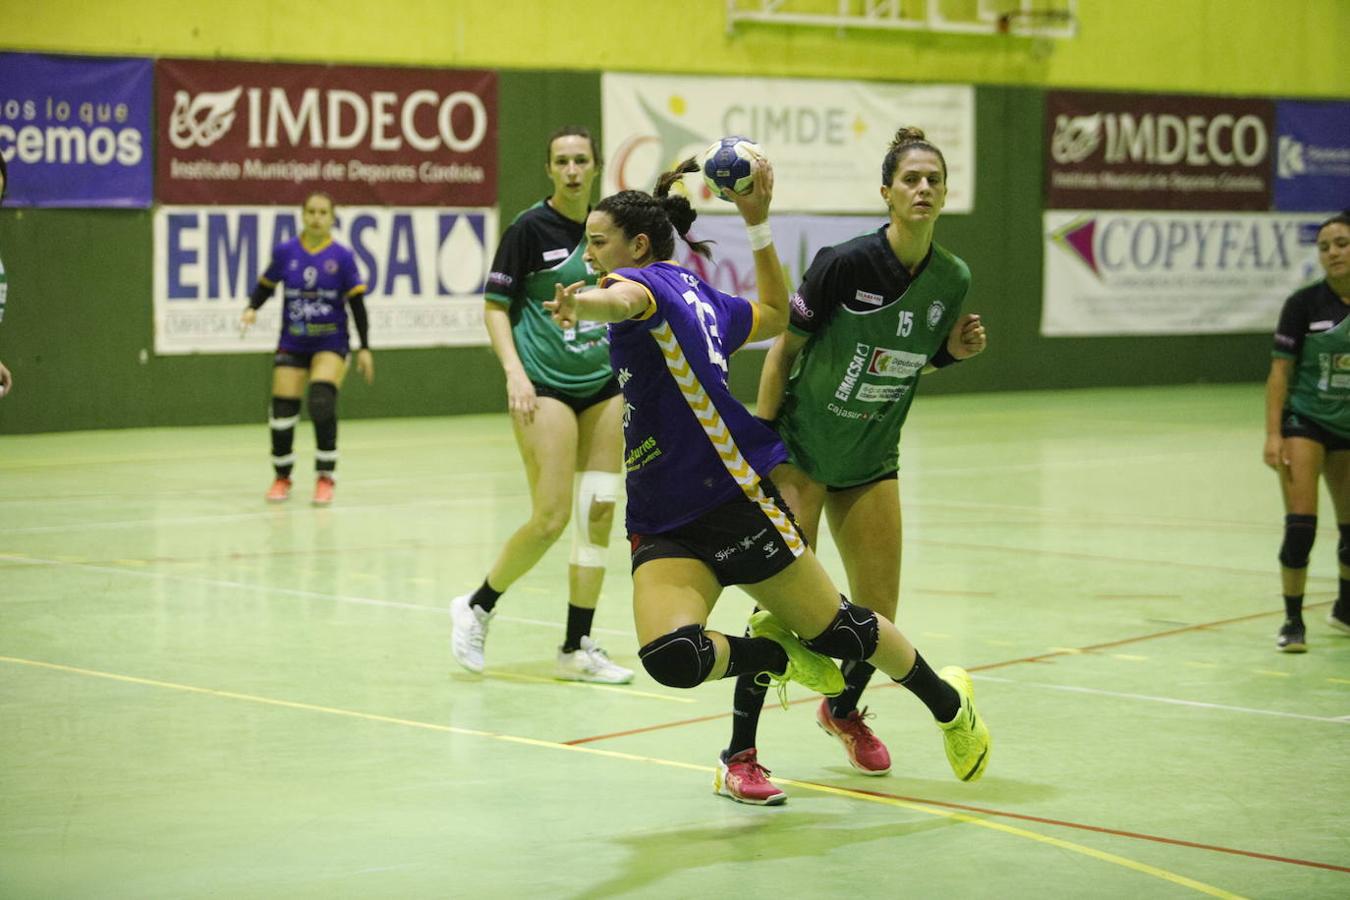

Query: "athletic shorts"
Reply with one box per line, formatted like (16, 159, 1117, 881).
(275, 347, 348, 368)
(533, 376, 621, 415)
(826, 470, 898, 493)
(629, 478, 806, 587)
(1281, 410, 1350, 452)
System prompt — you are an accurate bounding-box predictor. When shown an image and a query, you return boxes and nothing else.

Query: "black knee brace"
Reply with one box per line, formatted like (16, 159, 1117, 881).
(307, 381, 338, 424)
(1279, 514, 1317, 569)
(1340, 524, 1350, 568)
(802, 597, 879, 661)
(639, 625, 717, 688)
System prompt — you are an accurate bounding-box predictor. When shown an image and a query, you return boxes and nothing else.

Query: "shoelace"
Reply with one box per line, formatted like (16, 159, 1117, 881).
(843, 707, 883, 747)
(754, 670, 792, 710)
(730, 755, 774, 783)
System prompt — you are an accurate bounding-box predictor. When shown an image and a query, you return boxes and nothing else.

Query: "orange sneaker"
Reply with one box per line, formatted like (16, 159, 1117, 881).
(312, 475, 335, 506)
(816, 700, 891, 775)
(265, 477, 292, 503)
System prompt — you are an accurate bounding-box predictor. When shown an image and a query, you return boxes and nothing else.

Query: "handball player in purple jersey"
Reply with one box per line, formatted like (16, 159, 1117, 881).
(241, 191, 373, 506)
(545, 156, 992, 805)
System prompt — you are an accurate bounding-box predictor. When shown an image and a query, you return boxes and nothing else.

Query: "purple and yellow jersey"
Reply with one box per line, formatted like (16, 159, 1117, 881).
(260, 237, 367, 354)
(604, 261, 800, 557)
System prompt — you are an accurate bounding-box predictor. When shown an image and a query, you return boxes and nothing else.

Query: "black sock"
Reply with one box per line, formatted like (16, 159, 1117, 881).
(1338, 579, 1349, 612)
(562, 604, 595, 652)
(723, 635, 788, 680)
(1283, 594, 1304, 625)
(828, 660, 876, 719)
(471, 578, 502, 612)
(726, 672, 769, 758)
(269, 396, 300, 479)
(893, 652, 960, 723)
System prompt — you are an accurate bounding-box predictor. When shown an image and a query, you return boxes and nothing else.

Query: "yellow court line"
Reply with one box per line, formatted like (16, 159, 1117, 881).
(0, 654, 1245, 899)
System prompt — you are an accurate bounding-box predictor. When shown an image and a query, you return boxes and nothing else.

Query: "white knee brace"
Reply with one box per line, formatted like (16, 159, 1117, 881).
(570, 470, 622, 567)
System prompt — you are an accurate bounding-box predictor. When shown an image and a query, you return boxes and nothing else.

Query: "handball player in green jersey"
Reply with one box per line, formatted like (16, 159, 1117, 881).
(1264, 210, 1350, 652)
(718, 127, 987, 795)
(450, 127, 633, 684)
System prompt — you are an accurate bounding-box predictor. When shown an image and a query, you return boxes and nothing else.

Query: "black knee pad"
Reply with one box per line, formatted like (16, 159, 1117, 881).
(307, 381, 338, 422)
(1279, 514, 1317, 569)
(1339, 524, 1350, 568)
(270, 396, 301, 422)
(802, 597, 879, 661)
(639, 625, 716, 689)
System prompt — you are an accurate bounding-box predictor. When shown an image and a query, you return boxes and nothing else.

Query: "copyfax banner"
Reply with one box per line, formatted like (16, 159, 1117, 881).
(153, 206, 497, 354)
(156, 59, 497, 206)
(603, 73, 974, 214)
(1042, 210, 1328, 336)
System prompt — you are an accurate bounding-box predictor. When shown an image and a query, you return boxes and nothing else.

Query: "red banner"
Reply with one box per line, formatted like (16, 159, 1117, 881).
(1046, 90, 1274, 211)
(156, 59, 496, 206)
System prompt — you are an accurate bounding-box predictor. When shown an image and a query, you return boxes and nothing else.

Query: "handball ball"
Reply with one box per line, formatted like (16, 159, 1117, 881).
(701, 136, 764, 201)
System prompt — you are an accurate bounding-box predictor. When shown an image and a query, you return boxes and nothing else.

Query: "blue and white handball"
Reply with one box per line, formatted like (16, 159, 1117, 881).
(701, 136, 764, 201)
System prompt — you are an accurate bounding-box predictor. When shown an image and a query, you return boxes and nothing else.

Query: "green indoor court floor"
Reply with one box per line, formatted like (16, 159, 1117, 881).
(1, 383, 1347, 898)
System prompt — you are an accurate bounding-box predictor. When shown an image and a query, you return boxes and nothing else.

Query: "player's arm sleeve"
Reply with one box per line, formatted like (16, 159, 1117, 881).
(727, 292, 759, 352)
(1271, 293, 1306, 359)
(249, 247, 285, 309)
(599, 271, 658, 329)
(786, 247, 842, 338)
(484, 222, 533, 309)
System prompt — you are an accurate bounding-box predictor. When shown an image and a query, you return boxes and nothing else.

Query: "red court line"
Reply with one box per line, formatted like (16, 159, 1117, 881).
(563, 600, 1333, 746)
(832, 786, 1350, 874)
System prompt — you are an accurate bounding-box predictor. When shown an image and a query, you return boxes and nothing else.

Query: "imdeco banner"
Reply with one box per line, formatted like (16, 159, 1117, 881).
(153, 206, 497, 354)
(155, 59, 497, 206)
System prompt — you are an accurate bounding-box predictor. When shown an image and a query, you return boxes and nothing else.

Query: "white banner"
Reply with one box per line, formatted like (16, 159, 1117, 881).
(602, 73, 974, 214)
(1041, 210, 1330, 336)
(153, 205, 497, 354)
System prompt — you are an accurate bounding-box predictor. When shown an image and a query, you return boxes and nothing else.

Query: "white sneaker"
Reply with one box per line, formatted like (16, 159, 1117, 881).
(555, 635, 634, 684)
(450, 593, 493, 673)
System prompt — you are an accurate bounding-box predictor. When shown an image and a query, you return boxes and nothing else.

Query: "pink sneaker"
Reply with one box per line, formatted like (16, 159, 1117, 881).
(312, 475, 335, 506)
(265, 477, 292, 503)
(714, 748, 787, 805)
(816, 700, 891, 775)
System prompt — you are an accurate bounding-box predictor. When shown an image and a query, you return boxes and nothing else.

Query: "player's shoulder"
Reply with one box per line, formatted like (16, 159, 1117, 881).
(1285, 279, 1329, 307)
(506, 200, 554, 230)
(929, 241, 972, 285)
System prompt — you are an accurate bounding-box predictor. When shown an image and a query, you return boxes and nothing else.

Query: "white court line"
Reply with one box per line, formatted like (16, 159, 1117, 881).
(977, 674, 1348, 724)
(3, 494, 510, 535)
(0, 554, 630, 637)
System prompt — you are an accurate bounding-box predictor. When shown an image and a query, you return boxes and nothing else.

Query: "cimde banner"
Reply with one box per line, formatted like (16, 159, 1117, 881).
(155, 59, 497, 207)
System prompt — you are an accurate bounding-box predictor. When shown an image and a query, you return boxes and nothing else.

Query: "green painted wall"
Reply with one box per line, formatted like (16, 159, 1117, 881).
(2, 1, 1339, 432)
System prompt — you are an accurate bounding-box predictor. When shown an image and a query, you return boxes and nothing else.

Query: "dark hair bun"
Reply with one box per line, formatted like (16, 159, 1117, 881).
(661, 194, 698, 237)
(889, 126, 927, 151)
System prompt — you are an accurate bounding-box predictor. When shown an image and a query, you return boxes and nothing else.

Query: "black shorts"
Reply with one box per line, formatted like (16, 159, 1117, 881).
(1281, 410, 1350, 452)
(629, 479, 807, 587)
(533, 376, 621, 415)
(826, 470, 898, 493)
(275, 348, 348, 369)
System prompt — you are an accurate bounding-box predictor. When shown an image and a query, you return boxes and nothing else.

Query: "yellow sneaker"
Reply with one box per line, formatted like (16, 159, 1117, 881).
(937, 666, 991, 783)
(748, 610, 845, 708)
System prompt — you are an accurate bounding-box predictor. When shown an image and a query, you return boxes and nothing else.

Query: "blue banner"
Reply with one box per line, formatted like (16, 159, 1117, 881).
(1275, 101, 1350, 213)
(0, 53, 153, 208)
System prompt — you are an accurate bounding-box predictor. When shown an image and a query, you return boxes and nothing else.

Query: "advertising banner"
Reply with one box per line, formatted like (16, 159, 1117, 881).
(1275, 101, 1350, 213)
(603, 73, 974, 214)
(156, 59, 496, 206)
(1041, 210, 1329, 336)
(153, 205, 497, 354)
(1046, 90, 1274, 211)
(0, 52, 153, 207)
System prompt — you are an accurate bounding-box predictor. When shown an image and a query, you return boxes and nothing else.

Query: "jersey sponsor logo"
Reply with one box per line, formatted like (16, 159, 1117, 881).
(867, 347, 927, 379)
(834, 342, 871, 401)
(926, 299, 946, 329)
(826, 402, 876, 421)
(789, 292, 814, 320)
(1310, 320, 1335, 331)
(486, 271, 512, 289)
(856, 382, 909, 403)
(624, 435, 663, 472)
(542, 248, 570, 263)
(854, 289, 883, 307)
(323, 258, 339, 274)
(1334, 353, 1350, 372)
